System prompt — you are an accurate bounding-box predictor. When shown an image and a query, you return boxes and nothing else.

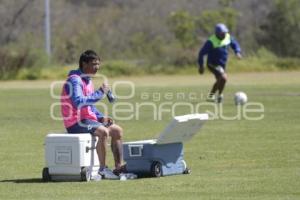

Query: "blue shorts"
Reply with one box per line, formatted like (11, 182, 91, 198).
(66, 119, 103, 135)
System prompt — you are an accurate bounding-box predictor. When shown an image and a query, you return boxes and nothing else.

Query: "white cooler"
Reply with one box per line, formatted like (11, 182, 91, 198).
(42, 133, 99, 181)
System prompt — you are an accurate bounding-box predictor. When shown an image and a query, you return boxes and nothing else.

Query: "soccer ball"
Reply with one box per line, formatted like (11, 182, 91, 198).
(234, 92, 247, 105)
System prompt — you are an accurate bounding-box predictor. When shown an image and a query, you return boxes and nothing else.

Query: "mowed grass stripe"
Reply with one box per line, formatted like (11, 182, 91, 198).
(0, 72, 299, 200)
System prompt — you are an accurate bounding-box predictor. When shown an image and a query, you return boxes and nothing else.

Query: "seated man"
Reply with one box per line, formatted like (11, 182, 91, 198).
(61, 50, 124, 179)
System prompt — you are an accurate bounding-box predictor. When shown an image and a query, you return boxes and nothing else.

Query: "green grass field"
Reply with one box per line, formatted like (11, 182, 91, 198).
(0, 72, 299, 200)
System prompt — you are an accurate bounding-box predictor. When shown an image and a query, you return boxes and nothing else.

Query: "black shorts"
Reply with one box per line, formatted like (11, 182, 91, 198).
(66, 119, 103, 135)
(207, 64, 226, 78)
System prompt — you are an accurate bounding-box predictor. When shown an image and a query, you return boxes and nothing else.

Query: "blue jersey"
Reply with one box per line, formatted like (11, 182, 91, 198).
(198, 33, 241, 68)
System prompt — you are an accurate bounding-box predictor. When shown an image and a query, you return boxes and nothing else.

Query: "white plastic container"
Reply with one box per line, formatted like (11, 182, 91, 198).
(42, 133, 99, 181)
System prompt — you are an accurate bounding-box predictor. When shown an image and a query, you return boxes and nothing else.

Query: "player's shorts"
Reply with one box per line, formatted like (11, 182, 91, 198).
(207, 64, 226, 78)
(66, 119, 103, 135)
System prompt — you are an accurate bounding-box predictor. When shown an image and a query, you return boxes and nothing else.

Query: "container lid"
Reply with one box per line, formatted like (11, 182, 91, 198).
(45, 133, 93, 143)
(156, 113, 209, 144)
(123, 139, 157, 145)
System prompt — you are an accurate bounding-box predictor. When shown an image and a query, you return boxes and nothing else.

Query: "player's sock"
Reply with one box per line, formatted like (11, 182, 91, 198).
(217, 94, 224, 103)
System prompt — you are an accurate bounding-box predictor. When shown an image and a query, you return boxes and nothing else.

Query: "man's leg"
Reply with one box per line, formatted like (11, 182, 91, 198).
(209, 81, 219, 96)
(207, 65, 221, 102)
(70, 120, 119, 179)
(94, 126, 120, 179)
(217, 73, 227, 95)
(216, 73, 227, 103)
(108, 124, 124, 170)
(206, 82, 218, 102)
(93, 126, 110, 169)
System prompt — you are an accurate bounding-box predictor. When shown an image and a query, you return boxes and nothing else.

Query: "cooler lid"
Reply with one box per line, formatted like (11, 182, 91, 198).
(123, 139, 157, 145)
(156, 113, 209, 144)
(45, 133, 92, 143)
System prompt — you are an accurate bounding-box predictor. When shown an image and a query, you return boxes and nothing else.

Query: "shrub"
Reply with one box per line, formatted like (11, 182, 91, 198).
(0, 48, 28, 80)
(100, 60, 145, 77)
(0, 46, 49, 80)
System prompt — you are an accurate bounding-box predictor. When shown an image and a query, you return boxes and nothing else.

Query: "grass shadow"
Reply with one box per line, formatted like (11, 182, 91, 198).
(0, 178, 44, 184)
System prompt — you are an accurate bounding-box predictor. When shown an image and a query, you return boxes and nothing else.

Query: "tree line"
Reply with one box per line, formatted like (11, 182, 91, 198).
(0, 0, 299, 79)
